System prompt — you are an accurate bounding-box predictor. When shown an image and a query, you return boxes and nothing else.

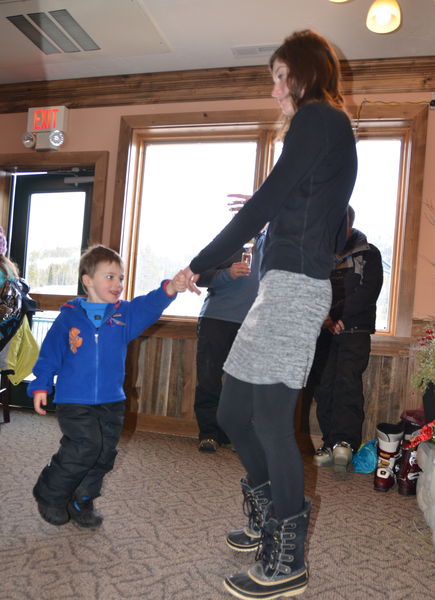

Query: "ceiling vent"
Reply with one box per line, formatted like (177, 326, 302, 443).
(7, 8, 100, 54)
(232, 44, 279, 59)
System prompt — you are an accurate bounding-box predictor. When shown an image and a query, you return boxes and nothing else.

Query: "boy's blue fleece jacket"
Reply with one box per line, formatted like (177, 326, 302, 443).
(27, 281, 176, 405)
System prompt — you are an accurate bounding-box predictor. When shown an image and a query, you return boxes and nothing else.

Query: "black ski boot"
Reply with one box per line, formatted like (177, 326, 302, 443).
(226, 478, 271, 552)
(67, 496, 103, 529)
(37, 503, 70, 526)
(224, 499, 311, 599)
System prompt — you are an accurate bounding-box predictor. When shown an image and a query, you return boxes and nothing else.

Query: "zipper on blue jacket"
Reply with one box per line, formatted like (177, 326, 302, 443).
(94, 332, 99, 404)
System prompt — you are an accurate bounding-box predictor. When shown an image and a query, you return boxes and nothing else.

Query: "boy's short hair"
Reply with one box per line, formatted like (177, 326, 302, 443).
(79, 245, 123, 287)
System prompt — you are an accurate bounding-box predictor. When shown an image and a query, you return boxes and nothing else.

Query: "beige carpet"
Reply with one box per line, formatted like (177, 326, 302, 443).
(0, 409, 433, 600)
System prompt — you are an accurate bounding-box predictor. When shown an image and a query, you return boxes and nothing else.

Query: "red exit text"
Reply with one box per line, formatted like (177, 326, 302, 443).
(33, 108, 59, 130)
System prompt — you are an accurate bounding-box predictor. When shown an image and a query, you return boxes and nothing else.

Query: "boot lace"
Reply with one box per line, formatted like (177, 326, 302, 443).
(255, 523, 281, 571)
(243, 491, 268, 532)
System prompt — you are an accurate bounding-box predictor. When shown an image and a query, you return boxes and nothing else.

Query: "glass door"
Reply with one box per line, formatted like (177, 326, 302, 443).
(9, 170, 93, 296)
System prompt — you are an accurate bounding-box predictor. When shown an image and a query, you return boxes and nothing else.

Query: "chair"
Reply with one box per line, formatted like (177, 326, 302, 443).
(0, 369, 12, 424)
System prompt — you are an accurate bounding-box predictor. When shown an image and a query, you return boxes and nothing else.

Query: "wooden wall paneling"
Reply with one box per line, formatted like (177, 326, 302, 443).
(156, 338, 172, 416)
(181, 338, 197, 420)
(167, 338, 182, 417)
(143, 337, 162, 414)
(362, 354, 382, 440)
(123, 337, 141, 430)
(125, 333, 198, 436)
(0, 57, 434, 114)
(378, 356, 397, 423)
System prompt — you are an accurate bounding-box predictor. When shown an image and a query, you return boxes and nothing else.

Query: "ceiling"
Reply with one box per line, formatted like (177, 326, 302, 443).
(0, 0, 434, 85)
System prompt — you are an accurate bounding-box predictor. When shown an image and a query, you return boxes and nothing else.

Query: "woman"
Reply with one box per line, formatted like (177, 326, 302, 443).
(185, 30, 357, 599)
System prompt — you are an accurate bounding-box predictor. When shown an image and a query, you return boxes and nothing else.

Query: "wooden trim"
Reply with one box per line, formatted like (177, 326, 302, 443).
(30, 293, 75, 312)
(112, 108, 280, 267)
(141, 318, 197, 340)
(347, 103, 428, 337)
(0, 57, 434, 114)
(110, 118, 132, 252)
(396, 106, 428, 336)
(0, 174, 11, 230)
(370, 335, 411, 357)
(134, 413, 198, 437)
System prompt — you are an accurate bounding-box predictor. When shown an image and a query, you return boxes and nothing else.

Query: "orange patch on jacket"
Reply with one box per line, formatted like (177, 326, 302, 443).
(69, 328, 83, 354)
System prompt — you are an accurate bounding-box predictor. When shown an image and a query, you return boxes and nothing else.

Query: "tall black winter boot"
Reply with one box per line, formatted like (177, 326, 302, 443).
(226, 478, 271, 552)
(224, 499, 311, 599)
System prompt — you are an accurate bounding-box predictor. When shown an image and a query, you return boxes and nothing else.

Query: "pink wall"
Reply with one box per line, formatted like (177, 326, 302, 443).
(0, 93, 433, 319)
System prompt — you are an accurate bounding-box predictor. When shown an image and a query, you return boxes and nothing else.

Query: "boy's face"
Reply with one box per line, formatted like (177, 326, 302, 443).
(82, 261, 124, 304)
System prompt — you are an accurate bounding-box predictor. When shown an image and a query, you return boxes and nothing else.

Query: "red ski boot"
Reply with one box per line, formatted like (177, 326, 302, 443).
(397, 441, 422, 496)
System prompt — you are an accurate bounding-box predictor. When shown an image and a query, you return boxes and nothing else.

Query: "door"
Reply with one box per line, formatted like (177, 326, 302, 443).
(9, 169, 93, 296)
(7, 169, 94, 411)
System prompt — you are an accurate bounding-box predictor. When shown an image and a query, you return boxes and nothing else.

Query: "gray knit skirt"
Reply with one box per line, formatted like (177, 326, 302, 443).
(223, 270, 331, 389)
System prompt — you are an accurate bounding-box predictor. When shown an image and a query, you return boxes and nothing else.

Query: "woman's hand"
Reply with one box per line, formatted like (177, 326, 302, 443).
(183, 266, 201, 295)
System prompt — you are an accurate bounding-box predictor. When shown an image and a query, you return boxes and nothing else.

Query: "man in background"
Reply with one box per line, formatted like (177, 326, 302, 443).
(195, 195, 265, 452)
(309, 205, 383, 471)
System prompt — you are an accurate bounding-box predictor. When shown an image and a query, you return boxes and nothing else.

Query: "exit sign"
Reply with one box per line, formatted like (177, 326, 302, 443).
(27, 106, 68, 133)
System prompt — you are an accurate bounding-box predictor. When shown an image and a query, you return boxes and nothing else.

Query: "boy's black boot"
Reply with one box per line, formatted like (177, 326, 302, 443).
(34, 483, 69, 526)
(226, 478, 271, 552)
(67, 496, 103, 529)
(224, 499, 311, 599)
(37, 503, 70, 526)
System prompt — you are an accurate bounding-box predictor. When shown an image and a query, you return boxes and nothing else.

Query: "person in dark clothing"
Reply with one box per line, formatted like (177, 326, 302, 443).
(184, 30, 357, 600)
(310, 205, 383, 471)
(195, 232, 265, 452)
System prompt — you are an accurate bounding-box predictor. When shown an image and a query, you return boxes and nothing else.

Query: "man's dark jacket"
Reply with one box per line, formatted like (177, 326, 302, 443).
(329, 228, 383, 333)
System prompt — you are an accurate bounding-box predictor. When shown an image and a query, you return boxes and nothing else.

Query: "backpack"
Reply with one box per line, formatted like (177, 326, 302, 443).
(0, 278, 25, 351)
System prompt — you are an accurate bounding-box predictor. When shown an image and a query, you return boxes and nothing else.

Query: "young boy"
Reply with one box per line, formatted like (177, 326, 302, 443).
(29, 245, 186, 528)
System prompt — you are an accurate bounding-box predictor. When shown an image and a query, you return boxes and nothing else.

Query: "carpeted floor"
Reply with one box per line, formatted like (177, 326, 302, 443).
(0, 409, 433, 600)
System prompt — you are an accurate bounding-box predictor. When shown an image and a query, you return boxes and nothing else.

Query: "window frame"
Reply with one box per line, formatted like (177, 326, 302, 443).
(347, 102, 428, 338)
(123, 127, 275, 302)
(113, 104, 427, 338)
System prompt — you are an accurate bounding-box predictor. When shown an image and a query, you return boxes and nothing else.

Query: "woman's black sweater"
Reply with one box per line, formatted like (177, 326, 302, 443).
(190, 101, 358, 281)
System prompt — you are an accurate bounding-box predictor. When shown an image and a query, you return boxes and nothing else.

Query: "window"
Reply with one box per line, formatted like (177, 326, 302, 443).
(133, 139, 257, 316)
(26, 190, 87, 295)
(9, 172, 92, 296)
(351, 138, 402, 332)
(118, 105, 426, 336)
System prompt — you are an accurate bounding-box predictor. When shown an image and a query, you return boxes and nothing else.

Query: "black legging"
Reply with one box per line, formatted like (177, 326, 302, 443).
(217, 374, 304, 519)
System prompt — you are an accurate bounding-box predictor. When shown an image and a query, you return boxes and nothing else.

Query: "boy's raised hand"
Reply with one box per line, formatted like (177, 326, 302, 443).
(166, 270, 188, 295)
(33, 391, 48, 415)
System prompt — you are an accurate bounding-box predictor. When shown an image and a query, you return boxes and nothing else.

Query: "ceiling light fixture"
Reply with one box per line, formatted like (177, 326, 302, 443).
(366, 0, 401, 34)
(329, 0, 402, 34)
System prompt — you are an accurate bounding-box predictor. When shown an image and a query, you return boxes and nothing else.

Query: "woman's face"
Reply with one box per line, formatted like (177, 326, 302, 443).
(271, 59, 296, 117)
